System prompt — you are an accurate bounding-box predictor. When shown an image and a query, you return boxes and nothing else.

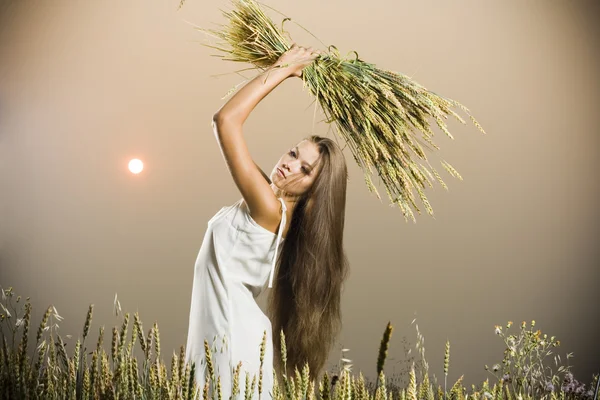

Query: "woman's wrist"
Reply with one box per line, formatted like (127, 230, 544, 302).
(268, 62, 297, 79)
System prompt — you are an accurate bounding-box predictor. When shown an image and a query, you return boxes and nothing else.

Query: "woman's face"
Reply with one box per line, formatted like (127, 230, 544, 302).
(270, 140, 321, 196)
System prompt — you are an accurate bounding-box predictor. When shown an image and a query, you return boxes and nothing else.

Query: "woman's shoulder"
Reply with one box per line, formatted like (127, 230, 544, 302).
(238, 198, 285, 237)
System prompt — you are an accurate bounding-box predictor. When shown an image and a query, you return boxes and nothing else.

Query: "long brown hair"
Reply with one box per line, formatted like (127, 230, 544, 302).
(267, 135, 350, 381)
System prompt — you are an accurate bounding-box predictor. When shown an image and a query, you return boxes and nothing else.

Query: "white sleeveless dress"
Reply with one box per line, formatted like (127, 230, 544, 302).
(185, 197, 287, 400)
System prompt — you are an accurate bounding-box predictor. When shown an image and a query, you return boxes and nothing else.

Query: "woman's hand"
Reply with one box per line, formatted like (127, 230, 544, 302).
(274, 43, 321, 78)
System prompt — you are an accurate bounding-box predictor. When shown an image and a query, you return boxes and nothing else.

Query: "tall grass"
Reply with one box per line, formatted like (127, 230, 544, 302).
(1, 286, 597, 400)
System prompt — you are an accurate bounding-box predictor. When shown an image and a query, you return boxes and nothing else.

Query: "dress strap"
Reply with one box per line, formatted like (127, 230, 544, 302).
(268, 198, 287, 288)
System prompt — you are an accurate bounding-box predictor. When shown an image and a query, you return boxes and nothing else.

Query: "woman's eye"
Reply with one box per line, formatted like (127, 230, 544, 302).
(290, 150, 296, 157)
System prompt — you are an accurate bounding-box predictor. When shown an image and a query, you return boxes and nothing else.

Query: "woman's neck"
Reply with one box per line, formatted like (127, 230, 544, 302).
(271, 185, 298, 213)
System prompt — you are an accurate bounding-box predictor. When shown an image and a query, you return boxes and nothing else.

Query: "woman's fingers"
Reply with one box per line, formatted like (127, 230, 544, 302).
(289, 44, 320, 55)
(276, 43, 321, 78)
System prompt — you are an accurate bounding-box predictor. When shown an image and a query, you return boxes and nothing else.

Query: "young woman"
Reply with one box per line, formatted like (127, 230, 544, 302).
(185, 44, 350, 399)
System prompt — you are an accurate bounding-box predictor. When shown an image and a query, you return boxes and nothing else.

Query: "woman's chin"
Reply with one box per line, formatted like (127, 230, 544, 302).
(271, 177, 282, 188)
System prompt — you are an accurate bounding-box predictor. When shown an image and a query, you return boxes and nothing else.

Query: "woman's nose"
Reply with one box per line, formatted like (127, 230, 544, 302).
(289, 163, 301, 173)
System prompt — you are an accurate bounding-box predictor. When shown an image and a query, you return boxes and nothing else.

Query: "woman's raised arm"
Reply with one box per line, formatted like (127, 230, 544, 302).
(212, 44, 319, 226)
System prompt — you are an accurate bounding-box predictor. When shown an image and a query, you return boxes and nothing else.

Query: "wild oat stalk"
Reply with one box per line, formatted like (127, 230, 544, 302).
(338, 346, 353, 376)
(197, 0, 487, 222)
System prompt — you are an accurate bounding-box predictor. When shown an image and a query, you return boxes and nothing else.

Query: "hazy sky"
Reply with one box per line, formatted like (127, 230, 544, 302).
(1, 0, 599, 388)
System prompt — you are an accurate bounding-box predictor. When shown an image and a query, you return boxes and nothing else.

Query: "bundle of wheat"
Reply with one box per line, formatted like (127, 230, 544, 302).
(199, 0, 486, 222)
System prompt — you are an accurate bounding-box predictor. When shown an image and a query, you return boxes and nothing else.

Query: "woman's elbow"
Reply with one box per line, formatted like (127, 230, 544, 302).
(212, 111, 241, 128)
(212, 113, 240, 139)
(211, 113, 225, 138)
(212, 112, 231, 129)
(212, 112, 223, 126)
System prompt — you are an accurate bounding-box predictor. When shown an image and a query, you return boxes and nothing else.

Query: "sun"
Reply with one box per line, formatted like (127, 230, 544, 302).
(128, 159, 144, 174)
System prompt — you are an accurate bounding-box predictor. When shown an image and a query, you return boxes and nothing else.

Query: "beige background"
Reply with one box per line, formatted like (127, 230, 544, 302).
(1, 0, 599, 388)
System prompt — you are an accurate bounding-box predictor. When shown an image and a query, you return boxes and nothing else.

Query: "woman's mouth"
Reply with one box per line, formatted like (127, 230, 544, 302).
(277, 168, 286, 178)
